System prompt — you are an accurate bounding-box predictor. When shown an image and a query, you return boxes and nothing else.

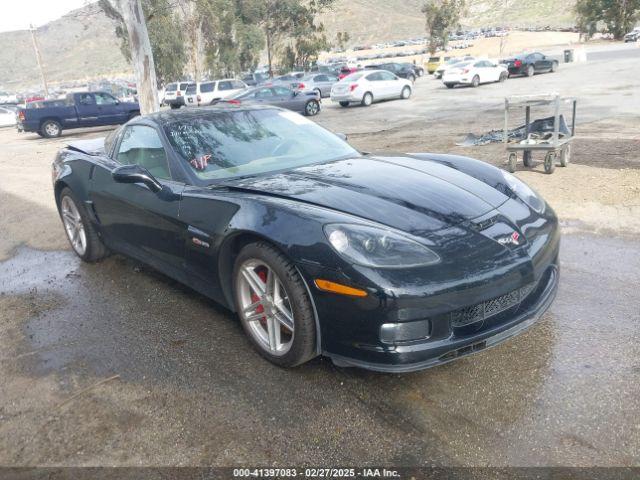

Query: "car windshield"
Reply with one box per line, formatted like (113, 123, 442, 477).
(164, 108, 359, 182)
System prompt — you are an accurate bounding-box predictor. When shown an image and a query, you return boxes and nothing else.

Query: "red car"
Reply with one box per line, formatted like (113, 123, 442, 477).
(338, 66, 359, 80)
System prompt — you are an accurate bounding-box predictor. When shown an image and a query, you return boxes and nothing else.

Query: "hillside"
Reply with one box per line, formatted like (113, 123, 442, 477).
(0, 0, 577, 90)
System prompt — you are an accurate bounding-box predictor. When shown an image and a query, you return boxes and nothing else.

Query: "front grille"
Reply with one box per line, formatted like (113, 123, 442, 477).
(451, 280, 537, 328)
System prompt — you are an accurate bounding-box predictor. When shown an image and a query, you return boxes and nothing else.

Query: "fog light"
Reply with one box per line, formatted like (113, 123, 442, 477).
(380, 319, 431, 344)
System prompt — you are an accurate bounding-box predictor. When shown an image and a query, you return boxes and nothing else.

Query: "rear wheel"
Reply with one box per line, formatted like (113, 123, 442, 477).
(58, 187, 109, 262)
(361, 92, 373, 106)
(41, 120, 62, 138)
(471, 75, 480, 88)
(401, 86, 411, 99)
(339, 101, 350, 107)
(526, 65, 535, 77)
(233, 242, 317, 367)
(507, 152, 517, 173)
(304, 99, 320, 116)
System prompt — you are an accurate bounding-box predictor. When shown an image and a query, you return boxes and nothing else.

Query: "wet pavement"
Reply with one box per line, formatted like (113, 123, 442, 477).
(0, 231, 638, 466)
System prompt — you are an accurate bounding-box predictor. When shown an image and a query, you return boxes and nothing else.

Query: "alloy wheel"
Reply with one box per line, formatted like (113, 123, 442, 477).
(305, 100, 319, 116)
(237, 259, 295, 356)
(61, 196, 87, 256)
(45, 122, 60, 137)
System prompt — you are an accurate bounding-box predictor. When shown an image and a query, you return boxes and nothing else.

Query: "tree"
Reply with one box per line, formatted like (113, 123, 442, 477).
(422, 0, 466, 55)
(100, 0, 186, 88)
(575, 0, 640, 39)
(336, 31, 350, 50)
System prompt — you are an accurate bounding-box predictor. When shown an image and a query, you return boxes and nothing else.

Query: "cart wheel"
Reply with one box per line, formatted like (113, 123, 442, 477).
(507, 152, 517, 173)
(544, 152, 556, 174)
(560, 145, 571, 167)
(523, 150, 533, 167)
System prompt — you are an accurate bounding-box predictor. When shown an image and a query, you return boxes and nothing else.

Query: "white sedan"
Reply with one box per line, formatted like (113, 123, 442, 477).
(330, 70, 412, 107)
(442, 60, 508, 88)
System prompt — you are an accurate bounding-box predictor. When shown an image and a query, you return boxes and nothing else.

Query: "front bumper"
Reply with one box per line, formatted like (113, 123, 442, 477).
(328, 263, 558, 372)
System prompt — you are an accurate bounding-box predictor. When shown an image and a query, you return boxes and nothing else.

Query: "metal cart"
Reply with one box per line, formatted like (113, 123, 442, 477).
(504, 94, 577, 174)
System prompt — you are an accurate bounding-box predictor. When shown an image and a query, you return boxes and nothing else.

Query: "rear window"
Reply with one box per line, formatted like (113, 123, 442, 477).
(186, 84, 197, 94)
(200, 82, 215, 93)
(165, 83, 177, 92)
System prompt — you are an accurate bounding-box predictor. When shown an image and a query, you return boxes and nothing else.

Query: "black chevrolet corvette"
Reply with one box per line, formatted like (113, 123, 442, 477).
(52, 105, 559, 372)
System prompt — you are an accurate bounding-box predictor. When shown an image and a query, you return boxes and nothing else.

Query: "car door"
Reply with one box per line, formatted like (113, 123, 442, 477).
(378, 71, 400, 97)
(75, 93, 101, 127)
(271, 86, 301, 111)
(312, 75, 329, 96)
(89, 124, 186, 275)
(95, 92, 127, 124)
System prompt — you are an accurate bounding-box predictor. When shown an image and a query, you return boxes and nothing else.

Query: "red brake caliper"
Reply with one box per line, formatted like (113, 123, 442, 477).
(251, 269, 268, 326)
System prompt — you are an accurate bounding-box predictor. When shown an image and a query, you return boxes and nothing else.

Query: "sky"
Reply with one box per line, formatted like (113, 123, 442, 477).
(0, 0, 96, 33)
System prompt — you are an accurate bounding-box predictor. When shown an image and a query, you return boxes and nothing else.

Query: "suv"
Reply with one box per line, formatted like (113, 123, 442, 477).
(163, 82, 195, 109)
(184, 79, 248, 107)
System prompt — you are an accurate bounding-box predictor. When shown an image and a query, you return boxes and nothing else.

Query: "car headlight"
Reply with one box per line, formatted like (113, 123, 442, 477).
(324, 224, 440, 269)
(502, 171, 545, 213)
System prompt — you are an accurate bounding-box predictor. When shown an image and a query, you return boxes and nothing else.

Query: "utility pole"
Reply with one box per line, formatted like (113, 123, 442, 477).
(29, 24, 49, 97)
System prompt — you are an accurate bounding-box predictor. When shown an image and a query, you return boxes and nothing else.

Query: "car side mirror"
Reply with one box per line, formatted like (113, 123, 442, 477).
(112, 164, 162, 193)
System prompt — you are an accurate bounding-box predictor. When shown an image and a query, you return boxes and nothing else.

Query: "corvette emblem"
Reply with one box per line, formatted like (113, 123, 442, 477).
(498, 231, 521, 246)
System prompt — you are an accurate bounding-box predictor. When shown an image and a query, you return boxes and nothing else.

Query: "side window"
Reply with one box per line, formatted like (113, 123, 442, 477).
(273, 86, 291, 96)
(200, 82, 215, 93)
(218, 81, 234, 91)
(255, 88, 274, 98)
(116, 126, 171, 180)
(379, 71, 396, 80)
(78, 93, 95, 105)
(232, 80, 245, 89)
(366, 72, 381, 81)
(95, 93, 119, 105)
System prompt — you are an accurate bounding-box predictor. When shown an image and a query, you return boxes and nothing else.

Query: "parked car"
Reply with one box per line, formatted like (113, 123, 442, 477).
(17, 92, 140, 138)
(426, 56, 450, 74)
(435, 56, 475, 79)
(241, 72, 270, 87)
(400, 62, 425, 77)
(372, 63, 418, 82)
(443, 60, 508, 88)
(51, 105, 559, 371)
(293, 73, 339, 98)
(624, 28, 640, 42)
(0, 106, 16, 127)
(501, 52, 559, 77)
(184, 79, 248, 107)
(0, 91, 18, 104)
(226, 85, 321, 116)
(330, 70, 412, 107)
(163, 82, 195, 109)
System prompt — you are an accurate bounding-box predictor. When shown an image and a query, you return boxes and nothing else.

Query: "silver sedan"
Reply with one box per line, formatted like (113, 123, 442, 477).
(293, 73, 339, 98)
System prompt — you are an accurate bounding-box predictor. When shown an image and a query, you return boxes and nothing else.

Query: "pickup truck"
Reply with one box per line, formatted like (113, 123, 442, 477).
(17, 91, 140, 138)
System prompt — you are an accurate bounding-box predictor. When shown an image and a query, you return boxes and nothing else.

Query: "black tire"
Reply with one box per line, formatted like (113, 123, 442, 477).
(41, 119, 62, 138)
(523, 150, 533, 167)
(507, 152, 517, 173)
(445, 83, 455, 89)
(304, 99, 320, 116)
(361, 92, 373, 106)
(58, 187, 109, 262)
(233, 242, 317, 368)
(526, 65, 535, 77)
(339, 101, 350, 107)
(472, 75, 480, 88)
(400, 86, 412, 99)
(544, 152, 556, 174)
(559, 145, 570, 167)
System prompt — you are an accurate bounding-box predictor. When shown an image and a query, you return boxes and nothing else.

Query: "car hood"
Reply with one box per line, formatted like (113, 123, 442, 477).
(228, 155, 510, 236)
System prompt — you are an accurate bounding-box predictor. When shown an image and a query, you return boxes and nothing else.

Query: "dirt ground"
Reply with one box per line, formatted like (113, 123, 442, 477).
(0, 44, 639, 468)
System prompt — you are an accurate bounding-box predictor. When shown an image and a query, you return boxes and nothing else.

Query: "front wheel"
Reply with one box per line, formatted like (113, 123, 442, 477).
(361, 92, 373, 106)
(41, 120, 62, 138)
(526, 65, 535, 77)
(401, 86, 412, 99)
(233, 242, 317, 367)
(304, 99, 320, 116)
(58, 187, 109, 262)
(471, 75, 480, 88)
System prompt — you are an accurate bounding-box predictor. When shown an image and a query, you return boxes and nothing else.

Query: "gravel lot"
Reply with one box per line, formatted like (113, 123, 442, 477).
(0, 44, 639, 467)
